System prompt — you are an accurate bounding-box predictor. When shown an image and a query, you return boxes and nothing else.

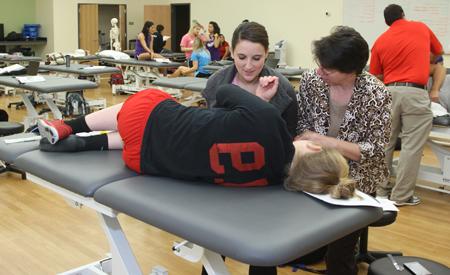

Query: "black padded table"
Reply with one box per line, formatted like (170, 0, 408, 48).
(95, 175, 383, 266)
(152, 77, 206, 89)
(39, 64, 120, 75)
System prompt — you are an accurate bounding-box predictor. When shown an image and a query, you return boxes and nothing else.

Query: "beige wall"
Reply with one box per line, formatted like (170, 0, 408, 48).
(186, 0, 342, 68)
(35, 0, 449, 67)
(35, 0, 54, 57)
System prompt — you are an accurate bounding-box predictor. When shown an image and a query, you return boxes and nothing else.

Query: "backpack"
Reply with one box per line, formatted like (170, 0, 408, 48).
(65, 91, 88, 116)
(109, 72, 124, 86)
(5, 31, 22, 41)
(0, 109, 8, 121)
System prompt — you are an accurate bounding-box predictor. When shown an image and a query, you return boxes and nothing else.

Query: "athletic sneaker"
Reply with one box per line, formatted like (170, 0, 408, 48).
(37, 119, 73, 144)
(394, 196, 421, 206)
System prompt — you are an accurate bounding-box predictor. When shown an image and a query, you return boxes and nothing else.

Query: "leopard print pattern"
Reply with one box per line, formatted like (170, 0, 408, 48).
(297, 69, 392, 194)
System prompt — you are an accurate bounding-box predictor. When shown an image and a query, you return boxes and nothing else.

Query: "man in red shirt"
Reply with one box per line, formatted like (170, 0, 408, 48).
(370, 4, 443, 206)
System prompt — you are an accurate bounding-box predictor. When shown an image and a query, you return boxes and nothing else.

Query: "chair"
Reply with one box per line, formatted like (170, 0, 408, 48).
(356, 210, 402, 263)
(0, 121, 26, 179)
(369, 256, 449, 275)
(265, 58, 279, 69)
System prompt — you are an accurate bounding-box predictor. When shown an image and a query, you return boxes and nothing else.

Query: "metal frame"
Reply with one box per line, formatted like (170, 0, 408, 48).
(25, 172, 232, 275)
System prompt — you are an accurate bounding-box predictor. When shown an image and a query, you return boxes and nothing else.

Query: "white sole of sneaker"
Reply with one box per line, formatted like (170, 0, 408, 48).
(37, 119, 59, 144)
(394, 201, 421, 207)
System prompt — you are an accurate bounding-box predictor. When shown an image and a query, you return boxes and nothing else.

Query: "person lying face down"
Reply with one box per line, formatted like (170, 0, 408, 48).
(38, 78, 355, 199)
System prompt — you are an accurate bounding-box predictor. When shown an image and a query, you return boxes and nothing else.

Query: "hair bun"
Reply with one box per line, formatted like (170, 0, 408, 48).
(330, 178, 356, 199)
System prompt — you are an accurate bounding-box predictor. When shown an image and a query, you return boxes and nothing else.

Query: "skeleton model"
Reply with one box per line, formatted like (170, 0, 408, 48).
(110, 18, 121, 51)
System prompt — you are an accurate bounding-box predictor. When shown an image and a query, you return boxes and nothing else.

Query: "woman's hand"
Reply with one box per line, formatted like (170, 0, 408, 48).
(296, 131, 329, 147)
(255, 76, 279, 102)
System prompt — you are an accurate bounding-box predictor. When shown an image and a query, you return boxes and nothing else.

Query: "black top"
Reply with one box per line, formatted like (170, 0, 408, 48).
(140, 84, 295, 186)
(152, 32, 166, 53)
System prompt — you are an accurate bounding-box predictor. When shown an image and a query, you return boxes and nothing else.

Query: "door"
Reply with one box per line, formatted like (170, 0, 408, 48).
(171, 4, 190, 52)
(119, 5, 127, 51)
(78, 4, 99, 54)
(144, 5, 171, 50)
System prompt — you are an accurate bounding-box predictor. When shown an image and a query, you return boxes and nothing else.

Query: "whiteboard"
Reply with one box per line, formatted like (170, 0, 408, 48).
(343, 0, 450, 53)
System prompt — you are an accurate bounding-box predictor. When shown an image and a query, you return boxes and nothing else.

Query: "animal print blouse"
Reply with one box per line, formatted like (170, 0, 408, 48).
(297, 70, 392, 194)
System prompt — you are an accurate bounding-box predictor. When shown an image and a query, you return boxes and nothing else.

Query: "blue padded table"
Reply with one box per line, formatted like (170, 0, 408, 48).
(95, 175, 383, 267)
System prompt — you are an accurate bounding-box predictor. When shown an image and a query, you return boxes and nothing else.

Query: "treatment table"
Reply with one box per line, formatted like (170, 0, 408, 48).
(0, 75, 97, 128)
(0, 54, 41, 66)
(0, 134, 383, 275)
(406, 127, 450, 194)
(151, 77, 208, 105)
(100, 58, 183, 94)
(204, 63, 304, 78)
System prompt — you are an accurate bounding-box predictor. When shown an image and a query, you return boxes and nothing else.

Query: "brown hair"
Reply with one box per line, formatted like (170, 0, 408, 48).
(284, 148, 355, 199)
(231, 21, 269, 51)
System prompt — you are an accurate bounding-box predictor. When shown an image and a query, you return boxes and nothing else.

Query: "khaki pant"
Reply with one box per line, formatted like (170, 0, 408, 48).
(378, 86, 433, 202)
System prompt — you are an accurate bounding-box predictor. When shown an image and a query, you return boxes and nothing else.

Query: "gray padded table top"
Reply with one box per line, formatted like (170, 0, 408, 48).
(203, 65, 223, 73)
(0, 55, 42, 62)
(95, 176, 382, 266)
(184, 79, 207, 92)
(15, 150, 137, 197)
(0, 133, 39, 163)
(0, 75, 98, 93)
(161, 52, 186, 59)
(100, 58, 183, 68)
(70, 55, 101, 61)
(152, 77, 205, 89)
(39, 64, 120, 75)
(276, 68, 305, 76)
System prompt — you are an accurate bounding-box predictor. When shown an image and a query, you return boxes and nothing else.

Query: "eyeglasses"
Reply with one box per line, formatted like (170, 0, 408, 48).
(317, 65, 337, 76)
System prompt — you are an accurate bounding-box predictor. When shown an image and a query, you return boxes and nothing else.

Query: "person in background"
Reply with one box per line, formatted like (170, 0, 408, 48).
(152, 24, 166, 54)
(206, 21, 221, 61)
(370, 4, 443, 206)
(37, 84, 355, 201)
(135, 21, 163, 60)
(201, 21, 298, 275)
(297, 25, 391, 275)
(203, 21, 298, 138)
(218, 34, 230, 60)
(169, 37, 211, 78)
(180, 21, 203, 62)
(429, 53, 446, 102)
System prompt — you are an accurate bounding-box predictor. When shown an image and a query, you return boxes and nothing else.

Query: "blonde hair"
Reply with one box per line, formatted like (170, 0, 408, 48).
(192, 37, 204, 51)
(189, 23, 202, 35)
(284, 148, 355, 199)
